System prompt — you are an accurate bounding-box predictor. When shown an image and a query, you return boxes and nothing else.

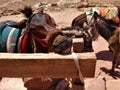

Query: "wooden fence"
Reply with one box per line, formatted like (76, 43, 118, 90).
(0, 38, 96, 90)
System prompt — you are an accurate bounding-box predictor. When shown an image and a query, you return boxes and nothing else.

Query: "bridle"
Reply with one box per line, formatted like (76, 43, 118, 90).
(83, 13, 101, 41)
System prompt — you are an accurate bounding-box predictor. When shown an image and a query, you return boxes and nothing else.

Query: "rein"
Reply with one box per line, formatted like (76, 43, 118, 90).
(87, 14, 94, 25)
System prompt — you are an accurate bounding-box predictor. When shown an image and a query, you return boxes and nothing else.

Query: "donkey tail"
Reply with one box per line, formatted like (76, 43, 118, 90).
(19, 6, 33, 18)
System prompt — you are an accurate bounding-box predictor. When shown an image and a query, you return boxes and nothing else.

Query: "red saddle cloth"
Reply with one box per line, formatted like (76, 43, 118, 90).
(19, 32, 49, 53)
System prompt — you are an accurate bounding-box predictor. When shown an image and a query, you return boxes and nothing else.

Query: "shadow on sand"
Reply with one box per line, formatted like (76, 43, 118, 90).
(100, 67, 120, 79)
(96, 50, 113, 61)
(96, 50, 120, 79)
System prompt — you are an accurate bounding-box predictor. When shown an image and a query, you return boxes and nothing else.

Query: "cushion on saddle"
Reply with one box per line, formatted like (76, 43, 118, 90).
(99, 7, 119, 23)
(0, 20, 16, 31)
(0, 20, 20, 52)
(0, 21, 16, 41)
(86, 7, 120, 24)
(6, 28, 20, 52)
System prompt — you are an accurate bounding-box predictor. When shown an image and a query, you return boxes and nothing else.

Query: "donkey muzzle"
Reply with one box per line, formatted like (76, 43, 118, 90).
(53, 37, 72, 54)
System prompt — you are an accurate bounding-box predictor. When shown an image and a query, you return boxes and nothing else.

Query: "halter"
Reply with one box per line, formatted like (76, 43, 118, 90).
(53, 37, 71, 51)
(84, 13, 100, 41)
(87, 14, 94, 25)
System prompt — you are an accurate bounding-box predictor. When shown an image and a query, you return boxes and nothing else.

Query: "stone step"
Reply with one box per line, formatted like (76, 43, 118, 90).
(85, 78, 120, 90)
(106, 79, 120, 90)
(85, 78, 105, 90)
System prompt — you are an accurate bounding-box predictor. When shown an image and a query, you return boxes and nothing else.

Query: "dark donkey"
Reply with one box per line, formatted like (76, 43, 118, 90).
(0, 6, 73, 90)
(71, 7, 120, 53)
(89, 11, 120, 74)
(62, 11, 98, 52)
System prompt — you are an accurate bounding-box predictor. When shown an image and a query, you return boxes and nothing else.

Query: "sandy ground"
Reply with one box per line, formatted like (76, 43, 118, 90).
(0, 0, 120, 90)
(0, 8, 120, 90)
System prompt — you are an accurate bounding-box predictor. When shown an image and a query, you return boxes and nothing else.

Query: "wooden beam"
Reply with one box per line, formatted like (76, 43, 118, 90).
(73, 38, 84, 53)
(0, 52, 96, 78)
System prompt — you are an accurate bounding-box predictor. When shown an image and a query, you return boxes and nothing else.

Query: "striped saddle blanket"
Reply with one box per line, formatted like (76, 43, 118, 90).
(0, 20, 21, 52)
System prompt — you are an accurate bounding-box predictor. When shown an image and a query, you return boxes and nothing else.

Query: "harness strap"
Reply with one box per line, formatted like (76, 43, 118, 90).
(88, 14, 94, 25)
(72, 52, 85, 88)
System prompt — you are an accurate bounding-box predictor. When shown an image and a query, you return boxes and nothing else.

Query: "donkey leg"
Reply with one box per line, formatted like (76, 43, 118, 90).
(115, 53, 120, 68)
(111, 53, 120, 73)
(111, 55, 117, 73)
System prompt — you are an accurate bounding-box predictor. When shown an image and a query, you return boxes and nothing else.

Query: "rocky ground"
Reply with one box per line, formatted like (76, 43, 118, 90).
(0, 0, 120, 90)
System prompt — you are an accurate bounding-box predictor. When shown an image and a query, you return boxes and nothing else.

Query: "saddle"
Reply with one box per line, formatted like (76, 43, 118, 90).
(0, 20, 21, 52)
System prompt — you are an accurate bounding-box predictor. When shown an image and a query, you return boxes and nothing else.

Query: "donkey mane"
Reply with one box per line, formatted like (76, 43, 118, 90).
(71, 13, 87, 27)
(19, 6, 33, 18)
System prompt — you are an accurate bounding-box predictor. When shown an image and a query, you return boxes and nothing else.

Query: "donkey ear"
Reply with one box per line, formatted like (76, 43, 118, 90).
(94, 11, 99, 20)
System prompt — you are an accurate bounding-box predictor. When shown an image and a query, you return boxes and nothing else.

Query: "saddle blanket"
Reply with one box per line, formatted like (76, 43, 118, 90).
(0, 20, 21, 52)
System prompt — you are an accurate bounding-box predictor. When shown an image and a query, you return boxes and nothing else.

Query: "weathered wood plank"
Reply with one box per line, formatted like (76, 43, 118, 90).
(0, 52, 96, 78)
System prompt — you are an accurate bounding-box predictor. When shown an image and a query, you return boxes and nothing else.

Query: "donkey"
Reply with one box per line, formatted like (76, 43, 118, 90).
(89, 11, 120, 73)
(61, 11, 98, 52)
(71, 7, 120, 53)
(0, 6, 74, 90)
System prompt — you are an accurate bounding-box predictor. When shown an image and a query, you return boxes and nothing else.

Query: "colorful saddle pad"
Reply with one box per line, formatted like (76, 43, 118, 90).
(99, 7, 119, 23)
(0, 20, 20, 52)
(86, 7, 120, 24)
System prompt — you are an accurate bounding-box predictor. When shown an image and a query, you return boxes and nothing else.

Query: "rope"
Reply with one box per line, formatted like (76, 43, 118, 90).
(71, 52, 85, 89)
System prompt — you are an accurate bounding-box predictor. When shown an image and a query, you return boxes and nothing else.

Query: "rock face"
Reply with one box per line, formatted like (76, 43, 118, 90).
(0, 0, 46, 17)
(57, 0, 80, 4)
(0, 0, 117, 17)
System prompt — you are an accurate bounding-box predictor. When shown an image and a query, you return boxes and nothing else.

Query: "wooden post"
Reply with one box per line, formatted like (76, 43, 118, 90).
(73, 38, 84, 53)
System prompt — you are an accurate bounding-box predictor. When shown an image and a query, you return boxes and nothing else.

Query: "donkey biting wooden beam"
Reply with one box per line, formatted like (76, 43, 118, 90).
(0, 53, 96, 78)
